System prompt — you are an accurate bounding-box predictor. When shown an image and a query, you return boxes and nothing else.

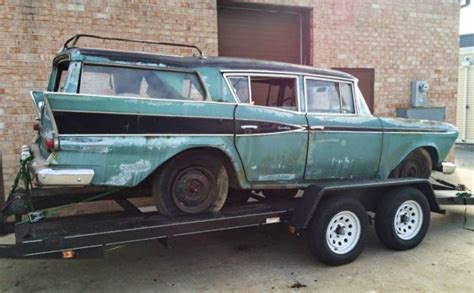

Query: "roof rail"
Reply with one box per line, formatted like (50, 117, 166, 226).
(63, 34, 205, 59)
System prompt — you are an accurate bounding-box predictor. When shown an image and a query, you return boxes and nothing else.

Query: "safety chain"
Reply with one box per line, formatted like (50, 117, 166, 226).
(1, 148, 34, 213)
(456, 190, 474, 231)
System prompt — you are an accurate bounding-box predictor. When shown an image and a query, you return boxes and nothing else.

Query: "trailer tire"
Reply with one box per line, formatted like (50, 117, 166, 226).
(307, 197, 368, 266)
(375, 187, 430, 251)
(152, 151, 228, 217)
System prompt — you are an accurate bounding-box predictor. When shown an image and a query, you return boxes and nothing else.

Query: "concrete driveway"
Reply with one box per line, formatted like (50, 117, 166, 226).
(0, 147, 473, 292)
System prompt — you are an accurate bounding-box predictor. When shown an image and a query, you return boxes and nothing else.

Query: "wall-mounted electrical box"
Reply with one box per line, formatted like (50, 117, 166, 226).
(411, 80, 429, 107)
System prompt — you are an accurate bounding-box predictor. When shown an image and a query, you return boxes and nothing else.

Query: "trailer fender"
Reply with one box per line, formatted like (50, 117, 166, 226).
(290, 178, 443, 230)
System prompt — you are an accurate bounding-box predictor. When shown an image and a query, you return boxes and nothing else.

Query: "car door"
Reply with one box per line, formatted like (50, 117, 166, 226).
(225, 73, 308, 183)
(304, 77, 383, 180)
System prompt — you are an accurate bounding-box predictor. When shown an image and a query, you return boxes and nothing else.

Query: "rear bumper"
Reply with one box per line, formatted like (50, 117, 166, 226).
(36, 168, 94, 186)
(27, 144, 95, 186)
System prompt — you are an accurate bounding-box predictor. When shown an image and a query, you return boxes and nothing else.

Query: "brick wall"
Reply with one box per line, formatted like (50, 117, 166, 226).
(0, 0, 460, 191)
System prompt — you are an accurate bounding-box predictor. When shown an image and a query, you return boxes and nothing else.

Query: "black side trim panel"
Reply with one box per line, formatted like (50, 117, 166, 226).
(54, 112, 235, 135)
(54, 111, 304, 135)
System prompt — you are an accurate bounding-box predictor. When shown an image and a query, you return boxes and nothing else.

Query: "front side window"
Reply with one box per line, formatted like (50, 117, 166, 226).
(80, 65, 207, 101)
(306, 80, 341, 113)
(306, 79, 355, 114)
(340, 83, 355, 114)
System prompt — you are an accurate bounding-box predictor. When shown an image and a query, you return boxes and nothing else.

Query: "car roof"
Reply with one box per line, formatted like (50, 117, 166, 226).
(61, 47, 354, 80)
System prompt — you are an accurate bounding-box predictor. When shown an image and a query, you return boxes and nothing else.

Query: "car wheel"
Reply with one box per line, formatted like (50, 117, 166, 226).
(225, 189, 253, 205)
(391, 148, 432, 179)
(152, 151, 228, 217)
(375, 187, 430, 250)
(263, 189, 299, 200)
(307, 197, 368, 266)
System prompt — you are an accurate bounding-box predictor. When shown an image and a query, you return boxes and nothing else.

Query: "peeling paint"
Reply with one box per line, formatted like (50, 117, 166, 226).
(105, 159, 151, 186)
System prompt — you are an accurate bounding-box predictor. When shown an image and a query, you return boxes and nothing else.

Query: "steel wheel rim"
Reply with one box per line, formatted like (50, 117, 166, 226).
(172, 166, 215, 213)
(394, 200, 423, 240)
(326, 211, 361, 255)
(401, 160, 422, 177)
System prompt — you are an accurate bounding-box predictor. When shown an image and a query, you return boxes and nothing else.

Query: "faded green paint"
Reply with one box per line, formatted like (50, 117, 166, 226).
(31, 47, 459, 190)
(378, 117, 458, 178)
(305, 115, 383, 180)
(234, 104, 307, 182)
(56, 136, 245, 187)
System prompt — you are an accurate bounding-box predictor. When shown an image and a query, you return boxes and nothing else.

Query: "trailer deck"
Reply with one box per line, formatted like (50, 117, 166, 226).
(0, 178, 471, 262)
(1, 199, 297, 259)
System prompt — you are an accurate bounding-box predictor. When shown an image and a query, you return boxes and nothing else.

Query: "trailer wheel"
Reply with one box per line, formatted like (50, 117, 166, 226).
(375, 187, 430, 250)
(152, 151, 228, 217)
(307, 197, 368, 266)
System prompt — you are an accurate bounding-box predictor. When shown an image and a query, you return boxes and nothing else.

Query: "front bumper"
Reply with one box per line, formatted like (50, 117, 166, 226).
(440, 162, 456, 175)
(26, 144, 95, 186)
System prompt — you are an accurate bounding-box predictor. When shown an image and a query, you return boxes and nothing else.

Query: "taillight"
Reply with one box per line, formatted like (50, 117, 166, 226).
(46, 138, 55, 150)
(33, 122, 41, 131)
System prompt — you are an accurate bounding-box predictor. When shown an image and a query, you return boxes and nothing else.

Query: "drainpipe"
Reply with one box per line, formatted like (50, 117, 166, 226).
(462, 58, 470, 141)
(463, 66, 468, 141)
(461, 0, 471, 8)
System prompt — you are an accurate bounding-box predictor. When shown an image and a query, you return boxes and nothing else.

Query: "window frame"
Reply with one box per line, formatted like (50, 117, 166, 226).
(223, 72, 301, 113)
(79, 61, 212, 102)
(304, 76, 358, 116)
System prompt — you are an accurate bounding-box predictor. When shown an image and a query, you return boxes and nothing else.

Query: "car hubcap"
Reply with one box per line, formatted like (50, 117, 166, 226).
(401, 161, 421, 177)
(326, 211, 361, 254)
(172, 167, 215, 213)
(394, 200, 423, 240)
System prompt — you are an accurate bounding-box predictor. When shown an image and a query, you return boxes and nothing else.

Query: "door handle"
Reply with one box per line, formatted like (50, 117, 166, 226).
(240, 125, 259, 130)
(310, 125, 325, 130)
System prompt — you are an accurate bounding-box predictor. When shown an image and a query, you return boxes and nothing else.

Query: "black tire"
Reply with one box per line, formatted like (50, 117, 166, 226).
(391, 148, 432, 179)
(226, 189, 253, 205)
(375, 187, 430, 250)
(263, 189, 299, 200)
(307, 197, 368, 266)
(152, 151, 228, 217)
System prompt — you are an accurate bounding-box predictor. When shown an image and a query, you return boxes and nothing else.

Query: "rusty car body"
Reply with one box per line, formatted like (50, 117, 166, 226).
(25, 35, 458, 216)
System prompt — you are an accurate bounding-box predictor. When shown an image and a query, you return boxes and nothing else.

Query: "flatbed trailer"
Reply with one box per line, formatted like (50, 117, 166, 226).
(0, 178, 472, 265)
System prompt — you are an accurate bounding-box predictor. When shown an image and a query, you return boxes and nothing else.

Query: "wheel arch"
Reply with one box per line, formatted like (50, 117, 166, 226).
(148, 146, 246, 190)
(388, 145, 440, 176)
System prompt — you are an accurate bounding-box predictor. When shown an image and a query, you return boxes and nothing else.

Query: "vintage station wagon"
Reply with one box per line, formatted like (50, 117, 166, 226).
(27, 35, 458, 216)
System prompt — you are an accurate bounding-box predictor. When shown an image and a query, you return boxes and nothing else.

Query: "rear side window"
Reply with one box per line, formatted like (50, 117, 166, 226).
(228, 76, 250, 103)
(226, 74, 298, 111)
(80, 65, 207, 101)
(306, 79, 355, 114)
(250, 76, 297, 111)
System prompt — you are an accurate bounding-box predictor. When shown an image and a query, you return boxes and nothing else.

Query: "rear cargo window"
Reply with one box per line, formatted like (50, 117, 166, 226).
(54, 62, 69, 92)
(80, 65, 207, 101)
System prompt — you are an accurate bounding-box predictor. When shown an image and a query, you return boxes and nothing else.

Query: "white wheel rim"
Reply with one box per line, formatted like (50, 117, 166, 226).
(326, 211, 361, 255)
(393, 200, 423, 240)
